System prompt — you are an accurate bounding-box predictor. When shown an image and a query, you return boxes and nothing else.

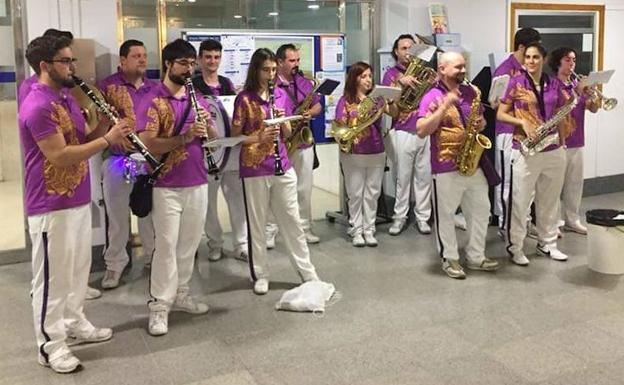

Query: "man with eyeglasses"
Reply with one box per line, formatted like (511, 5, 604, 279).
(136, 39, 217, 336)
(20, 35, 132, 373)
(97, 39, 158, 289)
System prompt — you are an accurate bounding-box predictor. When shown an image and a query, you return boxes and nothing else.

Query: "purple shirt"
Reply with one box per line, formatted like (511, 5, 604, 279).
(334, 96, 385, 155)
(18, 82, 91, 216)
(561, 78, 587, 148)
(98, 70, 158, 155)
(500, 72, 569, 152)
(232, 89, 292, 178)
(382, 65, 418, 133)
(276, 73, 320, 150)
(418, 82, 484, 174)
(136, 82, 211, 188)
(493, 54, 524, 135)
(17, 74, 39, 107)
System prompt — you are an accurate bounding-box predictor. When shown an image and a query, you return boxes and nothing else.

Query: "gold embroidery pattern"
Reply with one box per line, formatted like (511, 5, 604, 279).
(559, 88, 577, 140)
(425, 98, 465, 162)
(345, 100, 372, 146)
(147, 98, 188, 178)
(105, 84, 136, 129)
(43, 102, 88, 196)
(238, 96, 275, 168)
(508, 83, 544, 142)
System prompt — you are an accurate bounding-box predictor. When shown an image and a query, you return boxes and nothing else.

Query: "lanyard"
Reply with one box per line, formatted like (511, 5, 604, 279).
(524, 70, 546, 121)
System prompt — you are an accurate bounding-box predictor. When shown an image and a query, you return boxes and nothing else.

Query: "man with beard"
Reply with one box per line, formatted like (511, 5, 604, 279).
(416, 52, 500, 279)
(98, 39, 158, 289)
(265, 43, 323, 248)
(192, 39, 248, 263)
(20, 35, 132, 373)
(137, 39, 217, 336)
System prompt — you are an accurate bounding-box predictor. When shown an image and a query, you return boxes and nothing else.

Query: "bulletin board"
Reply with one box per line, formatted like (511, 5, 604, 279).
(182, 31, 346, 143)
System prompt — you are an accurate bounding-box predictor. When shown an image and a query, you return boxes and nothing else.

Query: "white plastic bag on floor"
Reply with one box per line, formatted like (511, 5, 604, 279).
(275, 281, 336, 313)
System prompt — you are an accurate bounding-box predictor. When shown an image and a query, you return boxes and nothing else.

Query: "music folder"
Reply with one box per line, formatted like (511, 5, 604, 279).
(203, 136, 247, 148)
(368, 85, 402, 101)
(316, 79, 341, 96)
(488, 74, 510, 108)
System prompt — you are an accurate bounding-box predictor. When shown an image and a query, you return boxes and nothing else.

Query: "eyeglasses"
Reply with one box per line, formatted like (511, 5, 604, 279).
(174, 59, 197, 67)
(47, 57, 78, 65)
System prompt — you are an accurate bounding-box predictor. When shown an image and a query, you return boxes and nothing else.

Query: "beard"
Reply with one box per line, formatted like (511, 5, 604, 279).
(49, 68, 76, 88)
(455, 72, 466, 83)
(168, 71, 189, 86)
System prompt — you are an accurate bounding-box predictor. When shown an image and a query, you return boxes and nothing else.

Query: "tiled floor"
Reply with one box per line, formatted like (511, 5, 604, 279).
(1, 192, 623, 384)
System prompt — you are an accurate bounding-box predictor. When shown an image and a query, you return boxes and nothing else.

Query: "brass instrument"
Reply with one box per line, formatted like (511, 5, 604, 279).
(457, 82, 492, 176)
(330, 96, 386, 153)
(268, 80, 285, 176)
(71, 75, 163, 173)
(286, 74, 318, 155)
(572, 70, 618, 111)
(184, 77, 220, 176)
(519, 89, 578, 157)
(396, 56, 437, 112)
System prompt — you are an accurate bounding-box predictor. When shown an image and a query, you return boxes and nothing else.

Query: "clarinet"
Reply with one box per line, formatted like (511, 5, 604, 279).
(184, 77, 220, 176)
(71, 75, 163, 174)
(268, 80, 285, 176)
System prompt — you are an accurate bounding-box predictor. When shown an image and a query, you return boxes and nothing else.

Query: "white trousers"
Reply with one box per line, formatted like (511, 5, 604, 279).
(507, 148, 566, 256)
(204, 171, 248, 252)
(30, 204, 97, 363)
(101, 156, 155, 272)
(266, 146, 315, 235)
(432, 170, 490, 262)
(149, 184, 208, 310)
(243, 169, 318, 281)
(340, 153, 385, 236)
(392, 130, 432, 222)
(494, 133, 513, 230)
(561, 147, 584, 224)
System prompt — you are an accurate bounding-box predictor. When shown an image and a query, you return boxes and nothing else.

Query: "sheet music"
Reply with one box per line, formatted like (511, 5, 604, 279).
(263, 115, 304, 126)
(583, 70, 615, 88)
(369, 85, 402, 101)
(488, 74, 510, 108)
(203, 136, 247, 148)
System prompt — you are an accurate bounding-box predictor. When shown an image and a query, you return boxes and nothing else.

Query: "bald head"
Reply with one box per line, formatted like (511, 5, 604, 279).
(438, 52, 464, 69)
(438, 51, 466, 86)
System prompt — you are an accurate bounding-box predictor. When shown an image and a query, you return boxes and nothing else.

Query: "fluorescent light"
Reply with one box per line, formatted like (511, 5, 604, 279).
(188, 0, 196, 2)
(308, 4, 319, 9)
(234, 14, 243, 18)
(268, 11, 279, 16)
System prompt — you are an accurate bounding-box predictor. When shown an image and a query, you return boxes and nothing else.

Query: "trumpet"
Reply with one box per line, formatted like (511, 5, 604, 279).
(268, 80, 285, 176)
(71, 75, 163, 174)
(571, 70, 618, 111)
(184, 77, 220, 176)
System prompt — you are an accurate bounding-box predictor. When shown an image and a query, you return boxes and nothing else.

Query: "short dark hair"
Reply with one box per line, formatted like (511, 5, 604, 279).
(26, 35, 73, 75)
(344, 61, 372, 103)
(43, 28, 74, 41)
(524, 42, 547, 59)
(276, 43, 297, 61)
(198, 39, 222, 56)
(548, 46, 577, 73)
(391, 34, 415, 61)
(243, 48, 276, 92)
(161, 38, 197, 75)
(120, 39, 144, 58)
(514, 27, 541, 51)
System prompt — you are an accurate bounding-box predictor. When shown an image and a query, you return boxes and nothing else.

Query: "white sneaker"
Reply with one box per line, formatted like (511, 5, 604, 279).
(454, 214, 467, 231)
(148, 309, 168, 336)
(101, 270, 122, 289)
(85, 286, 102, 300)
(67, 327, 113, 346)
(563, 221, 588, 235)
(527, 222, 538, 239)
(172, 293, 209, 314)
(363, 232, 378, 247)
(416, 220, 432, 234)
(510, 253, 530, 266)
(388, 219, 406, 235)
(207, 247, 223, 262)
(39, 352, 81, 373)
(442, 259, 466, 279)
(352, 233, 366, 247)
(304, 230, 320, 244)
(537, 244, 568, 261)
(253, 278, 269, 295)
(234, 249, 249, 262)
(266, 232, 277, 249)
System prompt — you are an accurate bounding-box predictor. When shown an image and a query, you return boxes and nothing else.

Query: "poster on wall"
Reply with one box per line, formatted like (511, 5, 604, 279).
(316, 71, 345, 138)
(429, 3, 449, 34)
(320, 36, 345, 72)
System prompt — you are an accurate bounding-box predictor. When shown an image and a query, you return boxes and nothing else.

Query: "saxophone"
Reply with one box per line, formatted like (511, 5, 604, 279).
(286, 74, 318, 155)
(330, 96, 386, 153)
(396, 56, 437, 112)
(519, 90, 578, 157)
(457, 82, 492, 176)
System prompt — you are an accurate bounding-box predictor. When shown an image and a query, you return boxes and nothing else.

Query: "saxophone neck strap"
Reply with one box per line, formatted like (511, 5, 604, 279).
(525, 70, 547, 121)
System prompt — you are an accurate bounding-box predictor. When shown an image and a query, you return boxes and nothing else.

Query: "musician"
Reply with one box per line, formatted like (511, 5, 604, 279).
(492, 27, 541, 237)
(382, 34, 432, 235)
(137, 39, 217, 336)
(265, 43, 323, 247)
(20, 35, 131, 373)
(334, 61, 398, 247)
(548, 47, 599, 235)
(497, 43, 576, 265)
(231, 48, 319, 295)
(192, 38, 248, 262)
(416, 52, 499, 279)
(98, 39, 157, 289)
